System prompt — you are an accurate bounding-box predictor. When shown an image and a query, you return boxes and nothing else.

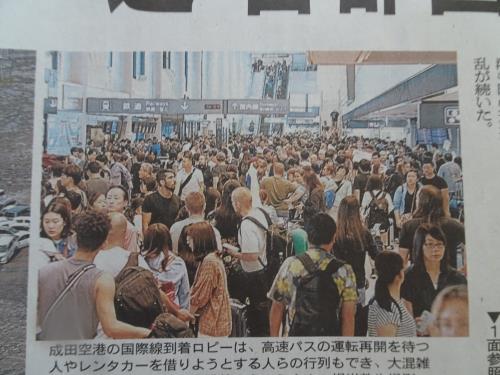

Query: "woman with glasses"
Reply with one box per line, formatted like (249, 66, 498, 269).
(401, 223, 466, 332)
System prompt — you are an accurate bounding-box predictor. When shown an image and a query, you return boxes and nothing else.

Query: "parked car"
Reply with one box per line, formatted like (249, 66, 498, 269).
(14, 230, 29, 249)
(9, 223, 30, 232)
(0, 227, 18, 264)
(0, 193, 16, 210)
(13, 216, 31, 225)
(0, 204, 30, 219)
(0, 217, 9, 227)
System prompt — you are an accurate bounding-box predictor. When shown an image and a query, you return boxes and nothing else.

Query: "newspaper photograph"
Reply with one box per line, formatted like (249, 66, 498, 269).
(0, 1, 500, 374)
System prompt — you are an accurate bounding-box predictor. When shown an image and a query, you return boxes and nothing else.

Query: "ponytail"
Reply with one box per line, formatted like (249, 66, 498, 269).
(374, 252, 404, 321)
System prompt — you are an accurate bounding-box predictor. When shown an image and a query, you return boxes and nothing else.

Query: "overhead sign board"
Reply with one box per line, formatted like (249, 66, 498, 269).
(87, 98, 290, 116)
(226, 99, 289, 115)
(419, 101, 460, 128)
(86, 98, 224, 115)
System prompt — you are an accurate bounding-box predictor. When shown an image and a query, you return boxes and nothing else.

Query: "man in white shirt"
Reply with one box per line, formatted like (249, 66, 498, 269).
(174, 151, 204, 202)
(328, 165, 353, 221)
(227, 187, 270, 336)
(170, 192, 222, 254)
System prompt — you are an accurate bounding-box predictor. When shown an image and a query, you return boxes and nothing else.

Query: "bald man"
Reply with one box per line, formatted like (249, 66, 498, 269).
(94, 212, 150, 277)
(229, 187, 270, 336)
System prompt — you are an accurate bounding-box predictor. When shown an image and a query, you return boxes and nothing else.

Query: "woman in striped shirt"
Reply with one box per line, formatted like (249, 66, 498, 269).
(368, 252, 416, 337)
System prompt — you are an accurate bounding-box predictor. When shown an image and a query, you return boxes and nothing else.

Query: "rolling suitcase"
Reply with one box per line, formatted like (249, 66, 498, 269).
(230, 298, 250, 337)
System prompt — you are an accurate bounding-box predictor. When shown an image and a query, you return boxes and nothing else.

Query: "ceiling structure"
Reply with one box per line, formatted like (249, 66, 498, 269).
(307, 51, 457, 65)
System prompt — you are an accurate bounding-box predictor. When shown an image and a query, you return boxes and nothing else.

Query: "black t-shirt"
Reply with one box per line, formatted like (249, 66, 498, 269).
(353, 172, 369, 200)
(198, 165, 213, 189)
(399, 217, 465, 268)
(333, 229, 381, 289)
(130, 162, 141, 194)
(420, 175, 448, 190)
(142, 191, 180, 229)
(403, 191, 417, 214)
(401, 265, 467, 317)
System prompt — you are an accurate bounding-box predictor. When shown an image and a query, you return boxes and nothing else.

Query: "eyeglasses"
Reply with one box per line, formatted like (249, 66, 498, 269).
(424, 242, 445, 249)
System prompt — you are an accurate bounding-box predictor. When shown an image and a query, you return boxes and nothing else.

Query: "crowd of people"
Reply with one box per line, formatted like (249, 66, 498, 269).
(37, 131, 468, 339)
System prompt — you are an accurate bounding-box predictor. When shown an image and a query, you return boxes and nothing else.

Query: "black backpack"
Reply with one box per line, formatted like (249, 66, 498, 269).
(242, 208, 291, 287)
(365, 191, 390, 230)
(289, 253, 344, 336)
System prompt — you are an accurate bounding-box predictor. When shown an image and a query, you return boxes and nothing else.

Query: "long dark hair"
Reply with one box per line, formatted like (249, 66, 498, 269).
(336, 195, 368, 252)
(413, 185, 445, 223)
(213, 180, 241, 240)
(303, 165, 322, 192)
(413, 223, 448, 272)
(41, 200, 72, 239)
(374, 251, 404, 318)
(142, 223, 172, 271)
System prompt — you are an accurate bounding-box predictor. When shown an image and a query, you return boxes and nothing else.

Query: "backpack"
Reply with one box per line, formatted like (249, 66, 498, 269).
(365, 191, 390, 230)
(242, 208, 292, 287)
(229, 298, 250, 337)
(324, 181, 344, 210)
(114, 252, 164, 328)
(324, 189, 336, 210)
(289, 253, 344, 336)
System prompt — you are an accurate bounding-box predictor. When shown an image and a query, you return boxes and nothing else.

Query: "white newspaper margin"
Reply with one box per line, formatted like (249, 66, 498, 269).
(0, 1, 498, 374)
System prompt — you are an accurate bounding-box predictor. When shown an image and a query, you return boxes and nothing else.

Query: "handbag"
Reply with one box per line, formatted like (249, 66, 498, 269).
(400, 187, 418, 225)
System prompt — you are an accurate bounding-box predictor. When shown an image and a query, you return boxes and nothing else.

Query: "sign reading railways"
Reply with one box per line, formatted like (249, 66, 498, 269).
(86, 98, 223, 115)
(86, 98, 290, 115)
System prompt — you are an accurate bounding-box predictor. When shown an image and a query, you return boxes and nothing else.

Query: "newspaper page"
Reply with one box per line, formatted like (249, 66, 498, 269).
(0, 1, 500, 374)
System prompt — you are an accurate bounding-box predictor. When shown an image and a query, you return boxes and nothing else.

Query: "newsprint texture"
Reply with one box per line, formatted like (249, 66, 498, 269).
(0, 1, 500, 374)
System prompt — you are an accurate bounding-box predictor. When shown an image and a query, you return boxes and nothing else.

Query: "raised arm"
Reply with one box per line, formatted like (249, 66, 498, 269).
(95, 273, 151, 339)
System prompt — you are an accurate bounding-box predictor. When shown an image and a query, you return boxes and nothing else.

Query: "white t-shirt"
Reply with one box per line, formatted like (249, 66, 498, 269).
(94, 246, 150, 277)
(328, 179, 353, 221)
(35, 238, 58, 269)
(170, 216, 223, 254)
(238, 208, 268, 273)
(175, 167, 204, 201)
